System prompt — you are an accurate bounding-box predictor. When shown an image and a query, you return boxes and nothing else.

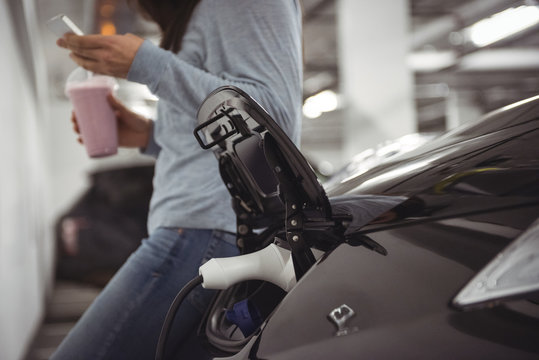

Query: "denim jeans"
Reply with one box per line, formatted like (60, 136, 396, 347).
(51, 227, 239, 360)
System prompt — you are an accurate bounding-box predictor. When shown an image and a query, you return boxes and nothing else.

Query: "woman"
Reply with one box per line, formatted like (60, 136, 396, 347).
(51, 0, 303, 359)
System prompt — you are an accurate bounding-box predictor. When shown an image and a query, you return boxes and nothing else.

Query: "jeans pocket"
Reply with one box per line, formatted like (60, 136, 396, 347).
(188, 230, 239, 313)
(203, 230, 238, 262)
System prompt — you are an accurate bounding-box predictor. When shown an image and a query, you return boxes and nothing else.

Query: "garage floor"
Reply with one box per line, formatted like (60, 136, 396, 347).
(23, 281, 101, 360)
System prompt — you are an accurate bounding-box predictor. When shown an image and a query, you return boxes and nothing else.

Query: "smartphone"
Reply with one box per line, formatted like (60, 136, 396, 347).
(46, 14, 84, 38)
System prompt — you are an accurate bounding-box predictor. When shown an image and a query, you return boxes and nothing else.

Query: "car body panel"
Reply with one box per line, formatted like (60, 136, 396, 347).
(195, 88, 539, 359)
(327, 117, 538, 198)
(253, 207, 539, 359)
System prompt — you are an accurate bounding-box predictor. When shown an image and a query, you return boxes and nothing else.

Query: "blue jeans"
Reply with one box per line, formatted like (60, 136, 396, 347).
(51, 227, 239, 360)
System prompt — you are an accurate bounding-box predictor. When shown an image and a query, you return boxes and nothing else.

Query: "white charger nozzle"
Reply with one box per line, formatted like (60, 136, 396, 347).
(199, 243, 296, 292)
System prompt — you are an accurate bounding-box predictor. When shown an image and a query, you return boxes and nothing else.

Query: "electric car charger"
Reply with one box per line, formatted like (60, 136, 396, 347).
(199, 243, 296, 291)
(155, 243, 296, 360)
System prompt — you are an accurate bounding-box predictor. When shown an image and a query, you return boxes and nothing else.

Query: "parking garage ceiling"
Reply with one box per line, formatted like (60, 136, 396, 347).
(38, 0, 539, 126)
(301, 0, 539, 112)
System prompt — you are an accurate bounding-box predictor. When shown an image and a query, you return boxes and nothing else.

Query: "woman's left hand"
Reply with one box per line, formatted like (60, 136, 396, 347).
(57, 33, 144, 78)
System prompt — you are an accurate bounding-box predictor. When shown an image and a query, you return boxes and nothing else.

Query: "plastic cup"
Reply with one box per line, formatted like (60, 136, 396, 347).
(65, 70, 118, 158)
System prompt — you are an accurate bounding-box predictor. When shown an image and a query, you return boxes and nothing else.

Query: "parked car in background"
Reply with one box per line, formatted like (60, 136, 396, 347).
(191, 87, 539, 359)
(55, 165, 153, 286)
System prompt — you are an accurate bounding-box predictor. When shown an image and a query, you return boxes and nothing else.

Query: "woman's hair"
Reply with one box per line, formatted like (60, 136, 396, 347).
(129, 0, 200, 53)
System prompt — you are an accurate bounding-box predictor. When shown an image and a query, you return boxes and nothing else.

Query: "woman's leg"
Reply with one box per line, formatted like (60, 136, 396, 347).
(50, 227, 239, 360)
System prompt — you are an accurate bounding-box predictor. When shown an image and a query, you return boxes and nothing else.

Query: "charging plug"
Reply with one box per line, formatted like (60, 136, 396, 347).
(199, 243, 296, 291)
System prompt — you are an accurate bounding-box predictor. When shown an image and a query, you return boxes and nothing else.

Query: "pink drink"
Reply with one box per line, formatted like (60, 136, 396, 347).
(66, 76, 118, 158)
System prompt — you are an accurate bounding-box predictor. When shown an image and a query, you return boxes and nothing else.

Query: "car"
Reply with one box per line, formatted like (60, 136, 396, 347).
(55, 165, 154, 286)
(164, 86, 539, 359)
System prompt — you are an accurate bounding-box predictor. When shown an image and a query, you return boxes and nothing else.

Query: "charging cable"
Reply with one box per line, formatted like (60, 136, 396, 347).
(155, 244, 295, 360)
(155, 274, 204, 360)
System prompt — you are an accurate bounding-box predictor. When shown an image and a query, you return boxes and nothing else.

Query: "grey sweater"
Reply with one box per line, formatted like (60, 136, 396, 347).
(127, 0, 303, 234)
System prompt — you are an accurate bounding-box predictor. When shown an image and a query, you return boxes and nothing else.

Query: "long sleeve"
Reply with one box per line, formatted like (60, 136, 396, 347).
(127, 0, 303, 143)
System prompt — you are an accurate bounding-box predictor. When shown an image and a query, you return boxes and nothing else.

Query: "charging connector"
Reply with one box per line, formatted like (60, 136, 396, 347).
(199, 243, 296, 292)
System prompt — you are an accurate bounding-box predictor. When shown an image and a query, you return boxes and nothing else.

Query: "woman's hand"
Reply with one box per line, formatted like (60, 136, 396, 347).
(109, 94, 152, 148)
(58, 33, 144, 78)
(71, 95, 152, 149)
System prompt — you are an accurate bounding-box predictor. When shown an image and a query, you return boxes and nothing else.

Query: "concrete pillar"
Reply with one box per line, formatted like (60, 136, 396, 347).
(337, 0, 416, 158)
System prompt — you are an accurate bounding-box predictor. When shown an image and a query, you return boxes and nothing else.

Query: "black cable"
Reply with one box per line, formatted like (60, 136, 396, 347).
(155, 274, 204, 360)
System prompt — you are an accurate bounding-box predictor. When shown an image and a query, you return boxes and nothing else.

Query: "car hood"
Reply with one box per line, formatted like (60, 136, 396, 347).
(196, 87, 539, 247)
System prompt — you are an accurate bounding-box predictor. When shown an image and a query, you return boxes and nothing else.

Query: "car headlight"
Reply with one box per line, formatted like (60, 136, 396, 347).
(453, 218, 539, 309)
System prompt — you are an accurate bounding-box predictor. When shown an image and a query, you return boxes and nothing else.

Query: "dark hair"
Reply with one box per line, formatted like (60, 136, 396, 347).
(129, 0, 200, 53)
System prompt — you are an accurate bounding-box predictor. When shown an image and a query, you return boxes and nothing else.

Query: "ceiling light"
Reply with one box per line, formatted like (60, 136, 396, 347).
(303, 90, 339, 119)
(100, 4, 115, 18)
(100, 21, 116, 35)
(466, 5, 539, 47)
(407, 50, 456, 72)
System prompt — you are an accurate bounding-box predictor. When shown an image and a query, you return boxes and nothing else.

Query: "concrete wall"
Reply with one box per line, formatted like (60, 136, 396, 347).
(0, 2, 157, 356)
(0, 1, 54, 359)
